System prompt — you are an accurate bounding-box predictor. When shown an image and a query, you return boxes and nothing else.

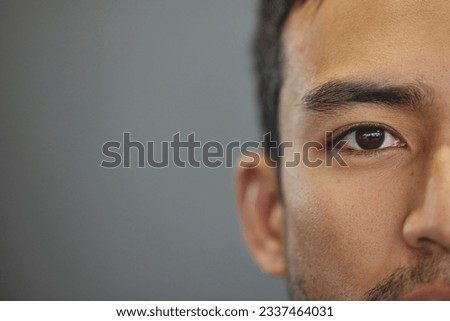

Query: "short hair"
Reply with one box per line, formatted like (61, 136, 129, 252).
(253, 0, 299, 158)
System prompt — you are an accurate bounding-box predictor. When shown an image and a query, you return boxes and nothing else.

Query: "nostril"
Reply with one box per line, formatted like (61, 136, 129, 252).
(417, 237, 442, 248)
(417, 237, 436, 244)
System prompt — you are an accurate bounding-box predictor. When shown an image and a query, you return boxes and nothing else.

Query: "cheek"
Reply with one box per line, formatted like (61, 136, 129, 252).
(282, 165, 413, 299)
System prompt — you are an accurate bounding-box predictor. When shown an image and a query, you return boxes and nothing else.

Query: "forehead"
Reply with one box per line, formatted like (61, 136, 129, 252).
(282, 0, 450, 86)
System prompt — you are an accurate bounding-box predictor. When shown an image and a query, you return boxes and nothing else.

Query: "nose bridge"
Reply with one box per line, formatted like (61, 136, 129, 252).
(426, 145, 450, 218)
(403, 145, 450, 251)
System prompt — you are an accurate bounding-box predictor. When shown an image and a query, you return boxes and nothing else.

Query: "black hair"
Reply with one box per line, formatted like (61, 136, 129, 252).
(253, 0, 300, 158)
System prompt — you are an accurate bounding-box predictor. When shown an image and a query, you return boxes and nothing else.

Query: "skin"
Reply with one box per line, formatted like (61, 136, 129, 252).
(236, 0, 450, 300)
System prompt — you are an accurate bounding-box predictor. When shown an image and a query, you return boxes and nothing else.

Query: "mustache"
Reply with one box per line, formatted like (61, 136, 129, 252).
(364, 255, 450, 300)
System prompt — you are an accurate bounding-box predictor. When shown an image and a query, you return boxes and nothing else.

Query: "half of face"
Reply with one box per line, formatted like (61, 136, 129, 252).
(237, 0, 450, 300)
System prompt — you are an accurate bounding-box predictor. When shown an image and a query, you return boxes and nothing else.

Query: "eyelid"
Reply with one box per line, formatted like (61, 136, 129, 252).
(327, 122, 406, 149)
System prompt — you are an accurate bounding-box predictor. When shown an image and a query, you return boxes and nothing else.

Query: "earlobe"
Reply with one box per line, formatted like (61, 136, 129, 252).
(235, 153, 287, 276)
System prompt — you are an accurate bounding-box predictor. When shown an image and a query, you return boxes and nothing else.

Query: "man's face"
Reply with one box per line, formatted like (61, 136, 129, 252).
(279, 0, 450, 299)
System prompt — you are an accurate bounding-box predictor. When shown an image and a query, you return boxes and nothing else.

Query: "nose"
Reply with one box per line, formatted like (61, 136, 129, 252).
(403, 146, 450, 254)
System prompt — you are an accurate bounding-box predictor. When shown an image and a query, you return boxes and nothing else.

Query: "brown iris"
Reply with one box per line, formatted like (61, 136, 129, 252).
(355, 127, 385, 150)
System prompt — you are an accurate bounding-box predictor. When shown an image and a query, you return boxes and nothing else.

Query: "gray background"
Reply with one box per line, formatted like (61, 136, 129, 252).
(0, 0, 287, 300)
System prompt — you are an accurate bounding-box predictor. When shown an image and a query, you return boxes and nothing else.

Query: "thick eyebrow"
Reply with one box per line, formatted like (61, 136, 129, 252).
(301, 80, 433, 113)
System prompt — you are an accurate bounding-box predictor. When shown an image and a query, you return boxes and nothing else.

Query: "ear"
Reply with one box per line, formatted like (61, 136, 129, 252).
(235, 152, 286, 276)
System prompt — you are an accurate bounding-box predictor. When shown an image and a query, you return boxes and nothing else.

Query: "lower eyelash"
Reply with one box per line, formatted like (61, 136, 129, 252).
(340, 148, 386, 157)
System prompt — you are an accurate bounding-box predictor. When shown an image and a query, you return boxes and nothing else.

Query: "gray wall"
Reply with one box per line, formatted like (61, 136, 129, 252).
(0, 0, 287, 300)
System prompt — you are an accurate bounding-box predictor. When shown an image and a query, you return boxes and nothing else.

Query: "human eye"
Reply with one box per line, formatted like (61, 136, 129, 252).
(327, 122, 407, 154)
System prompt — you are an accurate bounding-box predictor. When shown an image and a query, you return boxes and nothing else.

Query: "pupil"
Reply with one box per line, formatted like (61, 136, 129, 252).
(355, 128, 385, 150)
